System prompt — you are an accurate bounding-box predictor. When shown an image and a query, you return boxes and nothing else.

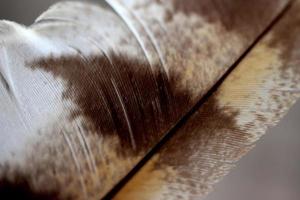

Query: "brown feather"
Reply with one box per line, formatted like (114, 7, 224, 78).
(114, 1, 300, 199)
(0, 0, 292, 199)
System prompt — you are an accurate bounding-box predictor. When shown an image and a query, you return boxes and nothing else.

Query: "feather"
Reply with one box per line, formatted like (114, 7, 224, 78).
(113, 1, 300, 199)
(0, 0, 295, 200)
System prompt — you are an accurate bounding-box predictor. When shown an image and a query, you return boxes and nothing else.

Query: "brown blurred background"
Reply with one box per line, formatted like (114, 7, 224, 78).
(0, 1, 299, 199)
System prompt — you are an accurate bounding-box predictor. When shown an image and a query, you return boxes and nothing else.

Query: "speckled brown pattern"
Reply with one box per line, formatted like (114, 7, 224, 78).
(31, 53, 191, 152)
(110, 0, 288, 99)
(114, 1, 300, 199)
(172, 0, 283, 36)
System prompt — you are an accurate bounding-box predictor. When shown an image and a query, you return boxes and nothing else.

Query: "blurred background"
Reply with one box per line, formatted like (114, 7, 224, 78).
(0, 1, 299, 199)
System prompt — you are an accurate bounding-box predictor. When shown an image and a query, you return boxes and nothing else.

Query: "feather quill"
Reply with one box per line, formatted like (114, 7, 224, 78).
(0, 0, 295, 199)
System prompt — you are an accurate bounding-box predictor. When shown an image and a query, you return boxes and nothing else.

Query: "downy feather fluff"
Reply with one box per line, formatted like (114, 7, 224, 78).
(0, 0, 298, 200)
